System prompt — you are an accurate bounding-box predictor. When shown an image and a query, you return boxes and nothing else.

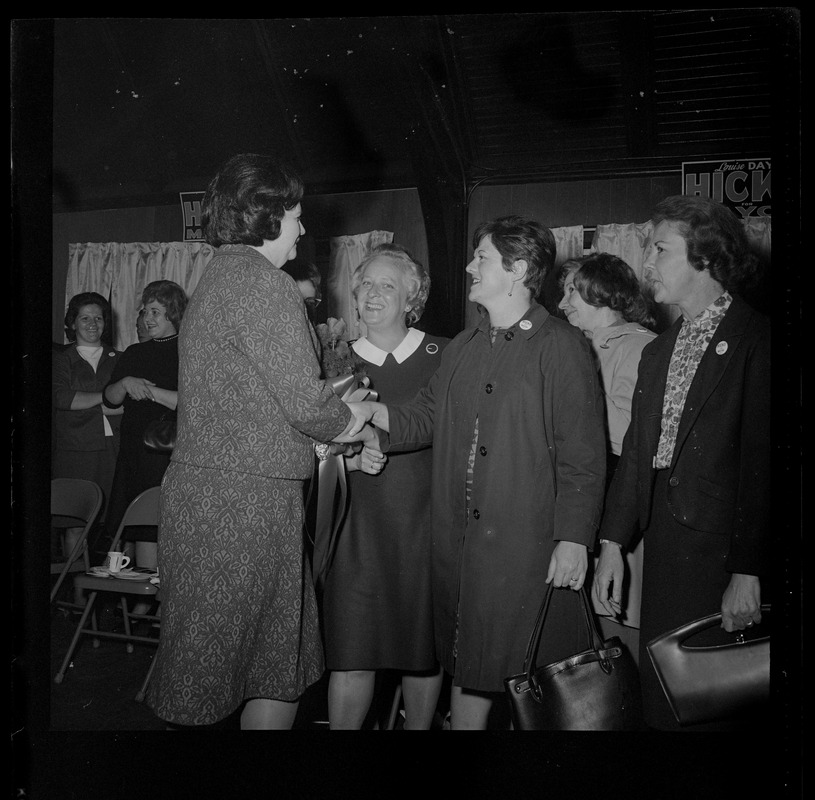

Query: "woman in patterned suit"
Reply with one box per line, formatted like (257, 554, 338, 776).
(146, 154, 377, 730)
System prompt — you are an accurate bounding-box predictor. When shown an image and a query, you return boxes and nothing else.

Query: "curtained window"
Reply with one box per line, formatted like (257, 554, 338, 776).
(551, 225, 585, 266)
(589, 222, 655, 280)
(66, 218, 771, 347)
(66, 242, 215, 350)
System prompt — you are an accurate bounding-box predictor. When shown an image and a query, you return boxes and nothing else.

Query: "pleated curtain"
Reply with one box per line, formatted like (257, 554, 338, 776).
(66, 242, 215, 350)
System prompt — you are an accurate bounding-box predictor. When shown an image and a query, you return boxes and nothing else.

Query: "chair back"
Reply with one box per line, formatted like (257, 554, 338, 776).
(50, 479, 104, 603)
(51, 478, 103, 529)
(109, 486, 162, 550)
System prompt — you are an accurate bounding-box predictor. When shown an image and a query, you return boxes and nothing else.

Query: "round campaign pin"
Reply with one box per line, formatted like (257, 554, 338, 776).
(426, 342, 439, 354)
(715, 341, 728, 355)
(519, 320, 532, 331)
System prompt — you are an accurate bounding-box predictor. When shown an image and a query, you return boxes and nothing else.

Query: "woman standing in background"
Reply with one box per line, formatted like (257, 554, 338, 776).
(558, 253, 656, 656)
(52, 292, 122, 563)
(103, 279, 187, 570)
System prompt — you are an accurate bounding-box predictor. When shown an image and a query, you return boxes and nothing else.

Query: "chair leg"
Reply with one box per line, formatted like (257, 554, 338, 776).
(135, 651, 159, 703)
(121, 597, 135, 653)
(386, 684, 403, 730)
(50, 531, 90, 604)
(54, 591, 98, 684)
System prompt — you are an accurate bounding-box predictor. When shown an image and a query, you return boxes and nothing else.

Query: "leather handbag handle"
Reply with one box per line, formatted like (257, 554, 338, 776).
(522, 583, 607, 683)
(651, 604, 771, 648)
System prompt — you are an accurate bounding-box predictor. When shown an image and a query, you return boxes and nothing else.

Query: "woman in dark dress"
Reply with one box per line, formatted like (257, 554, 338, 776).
(322, 243, 449, 729)
(103, 280, 187, 571)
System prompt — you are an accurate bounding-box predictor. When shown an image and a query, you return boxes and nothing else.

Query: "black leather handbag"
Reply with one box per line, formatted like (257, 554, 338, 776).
(142, 411, 177, 453)
(504, 583, 643, 730)
(646, 605, 770, 726)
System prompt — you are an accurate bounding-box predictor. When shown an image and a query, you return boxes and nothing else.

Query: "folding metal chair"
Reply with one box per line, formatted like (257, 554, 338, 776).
(54, 486, 162, 685)
(50, 478, 103, 605)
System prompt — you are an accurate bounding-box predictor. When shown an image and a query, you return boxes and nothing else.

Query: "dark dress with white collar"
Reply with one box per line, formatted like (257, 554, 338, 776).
(322, 328, 449, 671)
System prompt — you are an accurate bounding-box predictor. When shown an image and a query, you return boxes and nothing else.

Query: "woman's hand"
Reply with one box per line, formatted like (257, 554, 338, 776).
(121, 376, 156, 401)
(546, 541, 588, 591)
(357, 445, 387, 475)
(592, 542, 624, 616)
(720, 573, 762, 632)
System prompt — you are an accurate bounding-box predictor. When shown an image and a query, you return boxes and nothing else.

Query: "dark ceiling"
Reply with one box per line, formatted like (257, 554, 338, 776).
(50, 12, 798, 213)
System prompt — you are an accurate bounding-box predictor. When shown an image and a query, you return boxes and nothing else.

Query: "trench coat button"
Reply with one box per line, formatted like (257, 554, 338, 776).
(473, 509, 480, 519)
(504, 331, 514, 341)
(479, 445, 487, 456)
(485, 384, 493, 393)
(669, 476, 680, 487)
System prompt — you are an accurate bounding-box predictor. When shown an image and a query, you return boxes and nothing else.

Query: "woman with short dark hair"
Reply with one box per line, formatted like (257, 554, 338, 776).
(347, 215, 608, 729)
(558, 252, 657, 660)
(146, 153, 374, 730)
(52, 292, 122, 567)
(594, 195, 771, 731)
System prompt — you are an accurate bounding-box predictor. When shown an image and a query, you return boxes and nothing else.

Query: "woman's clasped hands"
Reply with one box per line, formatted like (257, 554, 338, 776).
(121, 376, 156, 401)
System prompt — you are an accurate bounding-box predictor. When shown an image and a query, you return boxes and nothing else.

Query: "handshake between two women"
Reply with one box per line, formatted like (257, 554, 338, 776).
(331, 390, 390, 476)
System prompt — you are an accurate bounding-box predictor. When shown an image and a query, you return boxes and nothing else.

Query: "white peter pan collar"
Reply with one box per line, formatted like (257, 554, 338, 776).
(352, 328, 426, 365)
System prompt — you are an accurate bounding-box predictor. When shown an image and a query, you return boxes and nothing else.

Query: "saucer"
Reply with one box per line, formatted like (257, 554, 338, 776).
(111, 569, 157, 582)
(86, 566, 111, 578)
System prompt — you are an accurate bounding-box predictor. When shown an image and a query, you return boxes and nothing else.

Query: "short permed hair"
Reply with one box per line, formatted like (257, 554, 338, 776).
(571, 252, 656, 330)
(64, 291, 113, 345)
(202, 153, 305, 248)
(141, 280, 188, 331)
(352, 243, 431, 326)
(472, 215, 556, 299)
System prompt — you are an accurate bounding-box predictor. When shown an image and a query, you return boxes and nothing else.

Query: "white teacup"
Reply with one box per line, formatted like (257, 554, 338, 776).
(106, 551, 131, 573)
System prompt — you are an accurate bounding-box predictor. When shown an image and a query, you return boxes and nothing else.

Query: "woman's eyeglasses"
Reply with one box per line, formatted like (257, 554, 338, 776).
(304, 297, 322, 309)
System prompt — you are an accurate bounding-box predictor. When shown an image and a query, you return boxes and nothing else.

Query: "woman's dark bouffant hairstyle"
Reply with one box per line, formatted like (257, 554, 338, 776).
(473, 215, 556, 299)
(141, 280, 188, 331)
(651, 194, 760, 293)
(64, 292, 114, 345)
(570, 253, 657, 330)
(201, 153, 305, 248)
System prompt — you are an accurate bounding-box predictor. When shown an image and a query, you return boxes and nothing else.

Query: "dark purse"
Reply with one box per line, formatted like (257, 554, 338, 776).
(504, 583, 643, 730)
(143, 411, 177, 453)
(646, 605, 770, 726)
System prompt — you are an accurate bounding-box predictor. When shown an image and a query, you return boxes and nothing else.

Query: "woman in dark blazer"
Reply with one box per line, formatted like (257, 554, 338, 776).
(593, 194, 770, 731)
(52, 292, 122, 557)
